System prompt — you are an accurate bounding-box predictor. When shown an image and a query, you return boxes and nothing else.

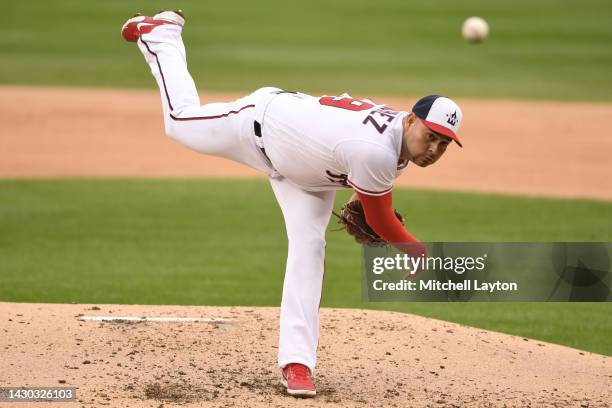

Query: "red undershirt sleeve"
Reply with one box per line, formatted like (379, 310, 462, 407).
(356, 190, 427, 258)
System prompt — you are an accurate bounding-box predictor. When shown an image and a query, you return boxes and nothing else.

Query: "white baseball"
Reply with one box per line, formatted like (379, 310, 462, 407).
(462, 17, 489, 43)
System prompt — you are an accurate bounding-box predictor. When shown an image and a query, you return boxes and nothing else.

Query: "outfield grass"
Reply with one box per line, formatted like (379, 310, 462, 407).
(1, 0, 611, 101)
(1, 179, 611, 355)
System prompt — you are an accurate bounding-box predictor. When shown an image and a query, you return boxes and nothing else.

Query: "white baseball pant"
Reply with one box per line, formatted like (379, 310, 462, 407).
(137, 23, 334, 373)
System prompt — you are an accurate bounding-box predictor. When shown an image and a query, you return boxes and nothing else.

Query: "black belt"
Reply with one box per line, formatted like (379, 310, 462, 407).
(253, 90, 296, 165)
(253, 120, 271, 163)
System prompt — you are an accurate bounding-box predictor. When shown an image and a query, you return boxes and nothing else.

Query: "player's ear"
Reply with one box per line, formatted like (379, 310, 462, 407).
(407, 112, 416, 124)
(405, 112, 417, 129)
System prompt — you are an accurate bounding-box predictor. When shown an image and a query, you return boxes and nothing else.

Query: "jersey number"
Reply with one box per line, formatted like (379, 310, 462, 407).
(319, 96, 374, 111)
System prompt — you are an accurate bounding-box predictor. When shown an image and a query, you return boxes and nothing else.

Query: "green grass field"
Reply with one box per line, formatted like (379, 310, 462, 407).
(2, 0, 612, 100)
(1, 0, 611, 360)
(1, 180, 611, 355)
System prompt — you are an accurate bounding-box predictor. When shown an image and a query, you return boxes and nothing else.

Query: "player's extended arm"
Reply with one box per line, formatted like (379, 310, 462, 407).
(356, 191, 427, 258)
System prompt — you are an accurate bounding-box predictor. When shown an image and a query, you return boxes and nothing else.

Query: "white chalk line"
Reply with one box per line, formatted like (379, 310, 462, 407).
(79, 316, 231, 323)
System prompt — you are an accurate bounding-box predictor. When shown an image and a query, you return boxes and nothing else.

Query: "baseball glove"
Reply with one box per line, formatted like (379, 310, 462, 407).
(333, 200, 404, 246)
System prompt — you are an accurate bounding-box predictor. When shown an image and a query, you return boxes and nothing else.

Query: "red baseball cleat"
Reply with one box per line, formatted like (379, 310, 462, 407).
(281, 363, 316, 397)
(121, 10, 185, 42)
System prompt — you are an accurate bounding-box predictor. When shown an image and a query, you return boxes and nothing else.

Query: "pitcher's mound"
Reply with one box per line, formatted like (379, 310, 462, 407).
(1, 302, 610, 407)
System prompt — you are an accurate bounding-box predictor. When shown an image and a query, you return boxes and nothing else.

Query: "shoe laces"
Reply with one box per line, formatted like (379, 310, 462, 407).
(287, 364, 311, 381)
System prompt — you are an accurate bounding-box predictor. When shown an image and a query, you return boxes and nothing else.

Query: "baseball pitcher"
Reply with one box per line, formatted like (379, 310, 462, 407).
(121, 10, 463, 398)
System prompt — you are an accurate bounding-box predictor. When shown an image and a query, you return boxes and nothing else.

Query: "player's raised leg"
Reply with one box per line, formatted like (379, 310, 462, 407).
(122, 11, 200, 136)
(270, 177, 336, 397)
(121, 11, 270, 171)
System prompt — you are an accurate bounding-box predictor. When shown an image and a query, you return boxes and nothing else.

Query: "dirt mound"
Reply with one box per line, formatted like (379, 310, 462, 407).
(1, 86, 612, 200)
(1, 302, 609, 407)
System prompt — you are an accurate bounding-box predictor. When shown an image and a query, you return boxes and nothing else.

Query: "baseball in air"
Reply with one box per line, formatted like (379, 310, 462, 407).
(462, 17, 489, 43)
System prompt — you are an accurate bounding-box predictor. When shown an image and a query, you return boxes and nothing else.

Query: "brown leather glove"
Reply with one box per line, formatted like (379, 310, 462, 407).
(333, 200, 404, 246)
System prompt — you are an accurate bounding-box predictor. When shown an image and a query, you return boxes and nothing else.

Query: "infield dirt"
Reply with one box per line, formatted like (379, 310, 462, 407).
(1, 302, 610, 408)
(1, 86, 612, 200)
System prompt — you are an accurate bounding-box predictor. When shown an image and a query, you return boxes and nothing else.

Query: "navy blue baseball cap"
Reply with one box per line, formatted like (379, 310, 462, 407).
(412, 95, 463, 147)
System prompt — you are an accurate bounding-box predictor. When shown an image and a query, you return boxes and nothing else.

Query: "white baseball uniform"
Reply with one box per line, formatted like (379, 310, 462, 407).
(136, 22, 408, 372)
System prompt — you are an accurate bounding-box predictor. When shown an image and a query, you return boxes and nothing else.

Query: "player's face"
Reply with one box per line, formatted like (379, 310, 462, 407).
(404, 115, 452, 167)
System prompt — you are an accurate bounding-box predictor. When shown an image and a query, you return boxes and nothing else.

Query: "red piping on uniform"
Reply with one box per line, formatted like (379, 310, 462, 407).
(169, 105, 255, 121)
(141, 39, 254, 121)
(346, 179, 392, 195)
(141, 40, 175, 110)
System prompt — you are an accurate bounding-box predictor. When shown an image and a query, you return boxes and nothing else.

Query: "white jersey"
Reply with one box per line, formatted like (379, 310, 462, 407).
(261, 92, 408, 196)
